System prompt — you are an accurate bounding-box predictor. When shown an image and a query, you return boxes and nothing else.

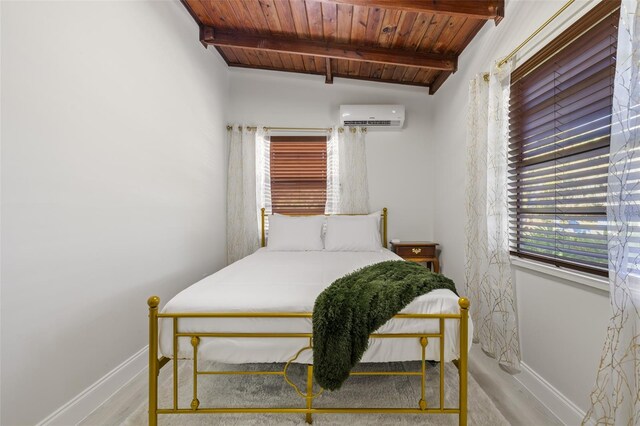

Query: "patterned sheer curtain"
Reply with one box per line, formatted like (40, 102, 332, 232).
(255, 128, 271, 217)
(325, 127, 341, 214)
(329, 126, 369, 214)
(226, 125, 266, 264)
(465, 62, 521, 372)
(584, 1, 640, 424)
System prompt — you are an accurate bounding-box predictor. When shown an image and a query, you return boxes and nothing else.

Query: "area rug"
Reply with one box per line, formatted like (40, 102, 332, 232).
(123, 361, 508, 425)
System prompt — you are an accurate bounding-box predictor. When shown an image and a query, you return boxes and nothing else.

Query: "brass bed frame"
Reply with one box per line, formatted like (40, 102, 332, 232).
(148, 208, 470, 425)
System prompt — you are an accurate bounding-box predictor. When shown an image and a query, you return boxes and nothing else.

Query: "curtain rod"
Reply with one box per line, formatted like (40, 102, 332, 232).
(226, 126, 333, 132)
(226, 126, 366, 133)
(497, 0, 577, 67)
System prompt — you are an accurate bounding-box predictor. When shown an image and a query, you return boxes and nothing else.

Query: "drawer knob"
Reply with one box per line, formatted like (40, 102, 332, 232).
(412, 248, 422, 255)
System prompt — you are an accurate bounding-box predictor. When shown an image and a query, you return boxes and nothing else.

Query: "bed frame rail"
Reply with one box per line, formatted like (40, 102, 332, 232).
(147, 296, 469, 426)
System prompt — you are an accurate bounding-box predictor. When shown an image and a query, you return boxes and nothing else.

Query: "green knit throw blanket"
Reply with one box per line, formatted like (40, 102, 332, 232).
(312, 260, 457, 390)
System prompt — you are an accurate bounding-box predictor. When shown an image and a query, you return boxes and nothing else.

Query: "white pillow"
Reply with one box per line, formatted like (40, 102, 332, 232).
(324, 215, 382, 251)
(368, 210, 382, 230)
(267, 215, 325, 251)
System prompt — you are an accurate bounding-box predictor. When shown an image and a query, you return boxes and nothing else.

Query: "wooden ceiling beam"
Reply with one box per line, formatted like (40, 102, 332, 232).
(201, 28, 457, 71)
(322, 0, 504, 23)
(429, 71, 452, 95)
(228, 62, 432, 88)
(325, 58, 333, 84)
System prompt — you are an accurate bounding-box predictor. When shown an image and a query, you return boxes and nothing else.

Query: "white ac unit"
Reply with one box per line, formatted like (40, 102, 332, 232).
(340, 105, 405, 129)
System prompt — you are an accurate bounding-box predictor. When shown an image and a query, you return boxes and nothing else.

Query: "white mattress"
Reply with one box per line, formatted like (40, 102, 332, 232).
(159, 248, 472, 364)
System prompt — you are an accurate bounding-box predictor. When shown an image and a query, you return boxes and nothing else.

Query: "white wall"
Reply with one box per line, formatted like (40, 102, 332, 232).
(229, 69, 435, 241)
(0, 1, 229, 424)
(430, 0, 610, 420)
(0, 0, 615, 423)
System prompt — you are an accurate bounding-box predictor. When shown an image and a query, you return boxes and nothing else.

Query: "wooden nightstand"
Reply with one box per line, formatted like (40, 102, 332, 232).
(390, 241, 440, 273)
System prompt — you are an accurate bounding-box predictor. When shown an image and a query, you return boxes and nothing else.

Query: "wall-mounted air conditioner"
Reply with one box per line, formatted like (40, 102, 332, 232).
(339, 105, 405, 129)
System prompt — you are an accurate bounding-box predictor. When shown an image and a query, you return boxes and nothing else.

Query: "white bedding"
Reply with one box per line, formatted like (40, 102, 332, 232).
(159, 248, 472, 364)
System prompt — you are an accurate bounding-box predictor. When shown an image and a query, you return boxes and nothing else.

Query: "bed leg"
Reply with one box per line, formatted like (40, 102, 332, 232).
(148, 296, 160, 426)
(419, 336, 428, 410)
(306, 365, 313, 424)
(458, 298, 469, 426)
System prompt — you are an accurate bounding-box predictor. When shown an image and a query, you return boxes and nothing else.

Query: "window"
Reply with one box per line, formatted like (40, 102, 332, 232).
(508, 0, 620, 277)
(269, 136, 327, 215)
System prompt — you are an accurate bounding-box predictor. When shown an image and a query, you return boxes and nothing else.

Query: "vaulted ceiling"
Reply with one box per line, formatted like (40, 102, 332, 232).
(181, 1, 504, 94)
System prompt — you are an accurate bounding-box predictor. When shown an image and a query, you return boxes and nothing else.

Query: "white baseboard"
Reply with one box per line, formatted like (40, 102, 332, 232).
(36, 346, 149, 426)
(515, 361, 589, 426)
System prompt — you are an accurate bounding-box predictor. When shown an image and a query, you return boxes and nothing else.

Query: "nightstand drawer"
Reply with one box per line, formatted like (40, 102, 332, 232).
(390, 241, 439, 272)
(395, 245, 436, 258)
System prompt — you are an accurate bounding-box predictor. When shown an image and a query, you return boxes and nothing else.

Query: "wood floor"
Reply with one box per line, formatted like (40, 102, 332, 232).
(467, 346, 561, 425)
(80, 346, 561, 425)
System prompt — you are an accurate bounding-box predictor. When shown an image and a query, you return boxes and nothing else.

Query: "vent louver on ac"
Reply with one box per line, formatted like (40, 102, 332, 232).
(343, 120, 401, 126)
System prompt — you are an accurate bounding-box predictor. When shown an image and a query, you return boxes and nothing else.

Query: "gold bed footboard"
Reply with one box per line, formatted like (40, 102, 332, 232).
(147, 296, 469, 426)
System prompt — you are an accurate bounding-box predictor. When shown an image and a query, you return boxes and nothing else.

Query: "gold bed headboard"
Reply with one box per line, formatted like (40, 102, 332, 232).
(260, 208, 388, 248)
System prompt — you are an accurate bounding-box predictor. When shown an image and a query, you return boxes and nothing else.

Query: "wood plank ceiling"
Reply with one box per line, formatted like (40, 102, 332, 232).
(181, 1, 504, 94)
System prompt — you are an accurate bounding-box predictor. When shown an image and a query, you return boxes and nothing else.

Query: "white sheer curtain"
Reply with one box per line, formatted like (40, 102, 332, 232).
(325, 127, 341, 214)
(327, 126, 369, 214)
(584, 1, 640, 424)
(464, 62, 521, 373)
(226, 125, 266, 264)
(255, 128, 271, 216)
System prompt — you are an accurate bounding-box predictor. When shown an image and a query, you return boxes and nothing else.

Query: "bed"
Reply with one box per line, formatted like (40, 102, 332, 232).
(147, 208, 471, 425)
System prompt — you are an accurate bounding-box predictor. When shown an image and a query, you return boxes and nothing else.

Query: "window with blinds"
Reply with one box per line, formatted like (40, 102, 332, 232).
(508, 0, 620, 277)
(270, 136, 327, 215)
